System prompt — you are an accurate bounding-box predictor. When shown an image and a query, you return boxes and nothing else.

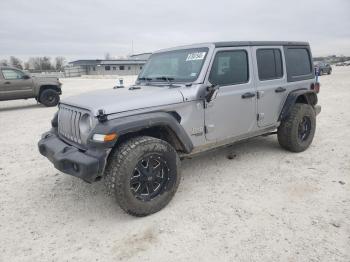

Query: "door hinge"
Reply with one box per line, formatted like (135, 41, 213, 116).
(203, 100, 209, 109)
(257, 91, 264, 99)
(257, 113, 265, 121)
(204, 125, 208, 134)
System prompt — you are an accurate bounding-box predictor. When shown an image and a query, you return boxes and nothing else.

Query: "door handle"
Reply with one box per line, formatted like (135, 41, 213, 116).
(241, 92, 256, 99)
(275, 87, 286, 93)
(4, 81, 11, 84)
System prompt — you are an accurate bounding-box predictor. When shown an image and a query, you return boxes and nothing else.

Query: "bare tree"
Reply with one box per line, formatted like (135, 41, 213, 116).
(55, 56, 66, 71)
(27, 57, 54, 71)
(41, 57, 53, 70)
(0, 59, 8, 66)
(24, 61, 30, 70)
(9, 56, 23, 69)
(105, 52, 112, 60)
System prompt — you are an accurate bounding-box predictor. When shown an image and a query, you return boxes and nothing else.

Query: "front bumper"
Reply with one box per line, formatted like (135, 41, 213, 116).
(38, 130, 108, 183)
(314, 105, 321, 116)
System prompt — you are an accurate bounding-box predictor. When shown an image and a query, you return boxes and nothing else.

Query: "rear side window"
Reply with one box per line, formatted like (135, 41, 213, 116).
(209, 50, 249, 86)
(257, 49, 283, 80)
(285, 48, 312, 77)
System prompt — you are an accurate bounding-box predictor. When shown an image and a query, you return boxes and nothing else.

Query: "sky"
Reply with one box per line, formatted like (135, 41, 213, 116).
(0, 0, 349, 62)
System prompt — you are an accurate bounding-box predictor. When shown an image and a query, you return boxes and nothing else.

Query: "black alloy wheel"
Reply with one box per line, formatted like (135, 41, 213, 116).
(130, 154, 170, 201)
(298, 116, 312, 141)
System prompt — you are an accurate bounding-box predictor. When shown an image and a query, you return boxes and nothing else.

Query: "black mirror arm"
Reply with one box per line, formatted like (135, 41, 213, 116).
(205, 84, 220, 103)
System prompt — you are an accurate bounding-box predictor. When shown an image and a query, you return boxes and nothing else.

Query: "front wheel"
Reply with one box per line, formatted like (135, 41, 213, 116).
(104, 136, 181, 217)
(277, 103, 316, 152)
(39, 89, 60, 107)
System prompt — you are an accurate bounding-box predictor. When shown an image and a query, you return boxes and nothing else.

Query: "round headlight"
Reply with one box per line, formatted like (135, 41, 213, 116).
(79, 113, 92, 134)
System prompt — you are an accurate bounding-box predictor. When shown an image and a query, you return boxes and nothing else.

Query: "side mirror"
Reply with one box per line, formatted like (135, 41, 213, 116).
(205, 84, 220, 103)
(22, 75, 30, 80)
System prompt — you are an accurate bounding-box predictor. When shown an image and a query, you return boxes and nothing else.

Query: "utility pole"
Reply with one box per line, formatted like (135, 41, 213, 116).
(131, 40, 134, 56)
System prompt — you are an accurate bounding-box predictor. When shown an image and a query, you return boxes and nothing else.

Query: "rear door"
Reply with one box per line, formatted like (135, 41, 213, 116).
(0, 68, 34, 100)
(252, 46, 287, 127)
(204, 47, 257, 141)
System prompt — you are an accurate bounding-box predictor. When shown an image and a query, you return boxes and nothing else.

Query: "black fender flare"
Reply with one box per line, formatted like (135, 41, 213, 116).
(89, 112, 194, 153)
(279, 89, 318, 121)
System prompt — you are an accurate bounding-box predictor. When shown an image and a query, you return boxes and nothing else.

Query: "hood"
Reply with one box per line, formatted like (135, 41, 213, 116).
(33, 76, 60, 83)
(61, 85, 185, 116)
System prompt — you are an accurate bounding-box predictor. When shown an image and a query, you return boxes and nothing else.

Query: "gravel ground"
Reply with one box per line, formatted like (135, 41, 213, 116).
(0, 68, 349, 262)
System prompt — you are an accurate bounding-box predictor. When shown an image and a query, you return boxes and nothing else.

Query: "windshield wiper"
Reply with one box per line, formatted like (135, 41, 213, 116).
(156, 76, 176, 86)
(138, 77, 152, 81)
(156, 76, 175, 82)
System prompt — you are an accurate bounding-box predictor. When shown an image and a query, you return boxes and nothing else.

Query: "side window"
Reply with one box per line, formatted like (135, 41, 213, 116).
(1, 69, 25, 80)
(209, 50, 249, 86)
(105, 66, 110, 71)
(256, 49, 283, 80)
(285, 48, 312, 77)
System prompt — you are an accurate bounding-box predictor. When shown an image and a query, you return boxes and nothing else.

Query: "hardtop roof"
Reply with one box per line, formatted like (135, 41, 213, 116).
(154, 41, 310, 53)
(214, 41, 309, 47)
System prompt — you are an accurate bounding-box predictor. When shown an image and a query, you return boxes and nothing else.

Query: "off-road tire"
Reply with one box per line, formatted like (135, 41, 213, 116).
(319, 69, 323, 76)
(327, 69, 331, 75)
(104, 136, 181, 217)
(39, 89, 60, 107)
(277, 103, 316, 152)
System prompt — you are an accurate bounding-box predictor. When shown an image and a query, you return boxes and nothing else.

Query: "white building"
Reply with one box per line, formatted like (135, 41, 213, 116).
(65, 53, 151, 77)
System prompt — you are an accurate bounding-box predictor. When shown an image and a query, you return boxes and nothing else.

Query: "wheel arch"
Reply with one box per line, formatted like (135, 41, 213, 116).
(279, 89, 318, 121)
(38, 85, 61, 99)
(91, 112, 193, 154)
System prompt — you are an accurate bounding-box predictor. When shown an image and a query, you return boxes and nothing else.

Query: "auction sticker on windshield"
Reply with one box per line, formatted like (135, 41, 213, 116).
(186, 52, 206, 61)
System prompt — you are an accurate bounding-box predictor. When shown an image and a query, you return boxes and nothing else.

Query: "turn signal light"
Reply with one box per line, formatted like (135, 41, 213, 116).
(311, 82, 320, 93)
(93, 133, 117, 142)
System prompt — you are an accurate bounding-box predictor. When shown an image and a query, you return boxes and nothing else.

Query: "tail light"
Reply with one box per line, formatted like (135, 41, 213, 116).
(311, 82, 320, 93)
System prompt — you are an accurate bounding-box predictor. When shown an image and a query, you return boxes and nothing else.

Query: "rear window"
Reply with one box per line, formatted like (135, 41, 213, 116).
(286, 48, 312, 76)
(257, 49, 283, 80)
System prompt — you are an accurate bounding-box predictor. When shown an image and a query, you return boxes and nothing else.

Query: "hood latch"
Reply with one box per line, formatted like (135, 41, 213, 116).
(97, 109, 107, 122)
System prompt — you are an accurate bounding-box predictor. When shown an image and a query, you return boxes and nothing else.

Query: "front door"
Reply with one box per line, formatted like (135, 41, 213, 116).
(252, 46, 287, 127)
(0, 68, 34, 100)
(204, 47, 257, 141)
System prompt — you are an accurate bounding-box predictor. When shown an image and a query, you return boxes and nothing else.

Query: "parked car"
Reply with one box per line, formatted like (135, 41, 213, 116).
(0, 66, 62, 106)
(335, 62, 345, 66)
(314, 61, 332, 75)
(38, 41, 321, 216)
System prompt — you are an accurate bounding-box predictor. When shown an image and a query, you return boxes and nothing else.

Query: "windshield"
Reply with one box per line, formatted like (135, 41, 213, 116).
(138, 47, 209, 83)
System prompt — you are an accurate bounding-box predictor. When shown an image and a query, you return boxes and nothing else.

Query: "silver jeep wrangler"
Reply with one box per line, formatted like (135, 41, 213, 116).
(38, 41, 321, 216)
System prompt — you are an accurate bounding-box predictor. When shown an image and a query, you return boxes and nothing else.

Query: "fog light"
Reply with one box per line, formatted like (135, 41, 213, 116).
(93, 133, 117, 142)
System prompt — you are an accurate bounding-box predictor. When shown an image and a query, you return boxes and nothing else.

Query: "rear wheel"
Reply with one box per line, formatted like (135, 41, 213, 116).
(104, 136, 181, 217)
(277, 103, 316, 152)
(319, 69, 324, 76)
(39, 89, 60, 107)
